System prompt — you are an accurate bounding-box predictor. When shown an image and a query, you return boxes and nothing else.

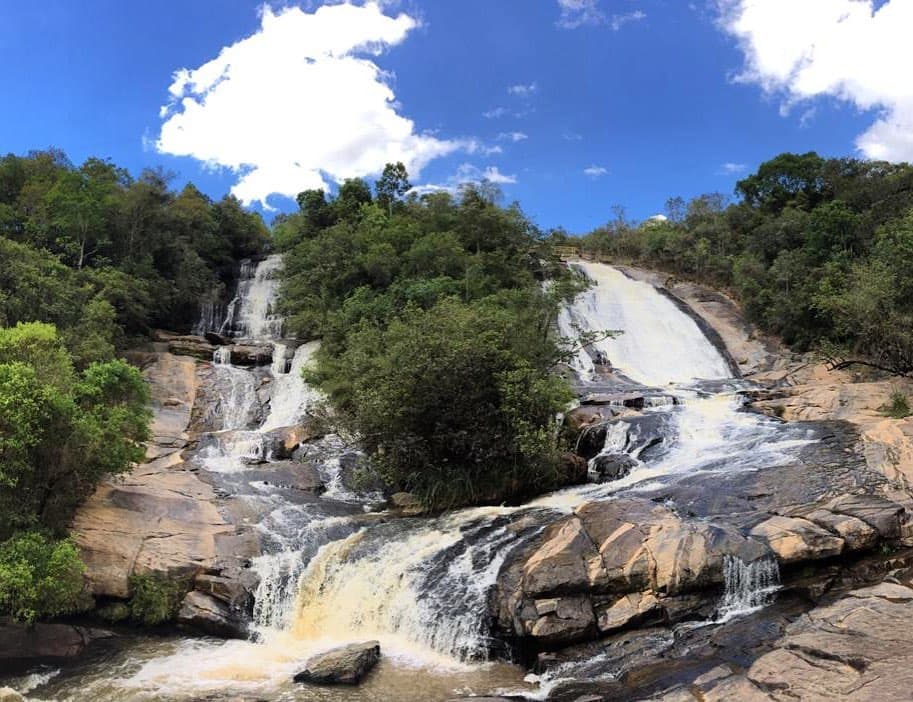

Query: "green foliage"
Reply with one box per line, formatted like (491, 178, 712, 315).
(0, 532, 86, 623)
(882, 391, 912, 420)
(580, 153, 913, 375)
(127, 573, 189, 626)
(280, 167, 579, 508)
(0, 323, 150, 538)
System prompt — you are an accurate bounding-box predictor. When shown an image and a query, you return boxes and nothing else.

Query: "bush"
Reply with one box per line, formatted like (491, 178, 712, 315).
(0, 532, 87, 623)
(882, 391, 912, 419)
(127, 574, 189, 626)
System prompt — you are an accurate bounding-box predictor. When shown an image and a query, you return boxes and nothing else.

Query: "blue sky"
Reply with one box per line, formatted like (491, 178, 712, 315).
(0, 0, 906, 233)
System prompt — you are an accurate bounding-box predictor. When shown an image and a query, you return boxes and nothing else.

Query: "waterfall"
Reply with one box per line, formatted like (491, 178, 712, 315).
(558, 262, 732, 386)
(233, 255, 284, 340)
(261, 341, 322, 432)
(717, 555, 780, 621)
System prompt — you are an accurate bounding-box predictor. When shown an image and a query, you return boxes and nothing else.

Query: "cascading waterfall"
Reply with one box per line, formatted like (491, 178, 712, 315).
(261, 341, 322, 432)
(717, 555, 780, 621)
(234, 255, 284, 339)
(558, 262, 732, 386)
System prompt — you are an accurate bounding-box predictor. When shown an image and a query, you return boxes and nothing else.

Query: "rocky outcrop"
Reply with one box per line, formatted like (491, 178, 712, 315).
(177, 591, 248, 639)
(293, 641, 381, 685)
(0, 620, 113, 670)
(495, 494, 911, 650)
(71, 353, 254, 601)
(648, 581, 913, 701)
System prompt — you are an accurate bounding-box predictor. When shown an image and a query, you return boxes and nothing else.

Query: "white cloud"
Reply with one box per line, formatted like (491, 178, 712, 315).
(557, 1, 646, 30)
(716, 0, 913, 162)
(508, 82, 538, 97)
(556, 0, 604, 28)
(583, 164, 608, 177)
(483, 107, 509, 119)
(498, 131, 529, 142)
(562, 131, 583, 141)
(156, 2, 468, 208)
(610, 10, 647, 31)
(718, 162, 747, 175)
(412, 163, 518, 195)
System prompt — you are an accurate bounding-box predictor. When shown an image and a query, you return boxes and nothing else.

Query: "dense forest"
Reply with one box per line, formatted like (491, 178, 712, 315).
(276, 165, 585, 509)
(575, 153, 913, 378)
(0, 149, 269, 621)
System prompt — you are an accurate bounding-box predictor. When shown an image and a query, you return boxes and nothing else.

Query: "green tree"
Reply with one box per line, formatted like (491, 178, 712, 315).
(375, 162, 411, 216)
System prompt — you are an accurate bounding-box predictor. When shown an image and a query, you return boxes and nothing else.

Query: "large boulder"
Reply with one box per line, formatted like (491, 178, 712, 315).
(589, 453, 638, 483)
(293, 641, 381, 685)
(748, 515, 845, 564)
(177, 591, 248, 639)
(229, 344, 274, 367)
(0, 620, 113, 670)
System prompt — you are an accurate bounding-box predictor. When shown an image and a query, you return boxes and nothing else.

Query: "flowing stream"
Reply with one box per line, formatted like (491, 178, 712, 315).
(21, 260, 818, 702)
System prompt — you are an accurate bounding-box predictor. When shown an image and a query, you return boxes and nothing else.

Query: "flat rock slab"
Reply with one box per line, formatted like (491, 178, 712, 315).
(294, 641, 381, 685)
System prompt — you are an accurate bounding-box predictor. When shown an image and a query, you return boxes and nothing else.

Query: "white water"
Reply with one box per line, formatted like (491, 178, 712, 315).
(717, 555, 781, 621)
(558, 262, 732, 386)
(261, 341, 323, 432)
(235, 255, 284, 339)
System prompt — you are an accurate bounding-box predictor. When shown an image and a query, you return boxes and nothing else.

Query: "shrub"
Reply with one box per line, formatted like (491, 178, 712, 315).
(0, 532, 87, 623)
(882, 390, 912, 419)
(127, 574, 189, 626)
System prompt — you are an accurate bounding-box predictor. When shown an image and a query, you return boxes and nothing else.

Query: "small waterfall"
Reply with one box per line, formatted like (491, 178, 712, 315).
(289, 511, 527, 661)
(717, 555, 780, 621)
(193, 300, 226, 336)
(559, 262, 732, 386)
(260, 341, 322, 432)
(233, 255, 284, 340)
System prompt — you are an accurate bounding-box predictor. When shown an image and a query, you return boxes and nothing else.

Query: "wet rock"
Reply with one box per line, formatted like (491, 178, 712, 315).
(525, 595, 597, 647)
(177, 591, 248, 639)
(0, 688, 24, 702)
(389, 492, 425, 516)
(559, 452, 588, 484)
(262, 422, 325, 460)
(194, 572, 254, 611)
(167, 336, 216, 361)
(204, 331, 230, 346)
(293, 641, 381, 685)
(0, 620, 113, 670)
(565, 404, 618, 433)
(589, 453, 637, 482)
(797, 508, 879, 553)
(229, 343, 274, 367)
(248, 460, 324, 494)
(749, 515, 845, 564)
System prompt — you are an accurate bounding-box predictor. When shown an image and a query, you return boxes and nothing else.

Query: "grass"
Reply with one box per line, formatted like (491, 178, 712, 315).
(881, 390, 913, 420)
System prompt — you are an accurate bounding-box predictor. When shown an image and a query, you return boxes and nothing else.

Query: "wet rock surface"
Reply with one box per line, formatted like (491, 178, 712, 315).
(0, 621, 113, 671)
(293, 641, 381, 685)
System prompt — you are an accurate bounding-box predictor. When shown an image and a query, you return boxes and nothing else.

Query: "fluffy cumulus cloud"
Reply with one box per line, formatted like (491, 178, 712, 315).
(410, 163, 518, 196)
(717, 0, 913, 162)
(584, 164, 609, 177)
(156, 2, 466, 207)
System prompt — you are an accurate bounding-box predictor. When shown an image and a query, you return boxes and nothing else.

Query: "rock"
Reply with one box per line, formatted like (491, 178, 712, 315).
(749, 515, 845, 564)
(589, 453, 638, 482)
(262, 422, 325, 460)
(167, 336, 216, 361)
(823, 493, 907, 540)
(0, 620, 113, 668)
(798, 508, 879, 553)
(293, 641, 381, 685)
(565, 404, 618, 433)
(194, 573, 253, 610)
(229, 344, 273, 366)
(0, 688, 24, 702)
(595, 592, 659, 633)
(559, 452, 588, 484)
(177, 591, 248, 639)
(521, 517, 607, 596)
(389, 492, 425, 516)
(245, 460, 324, 494)
(526, 595, 596, 646)
(204, 331, 230, 346)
